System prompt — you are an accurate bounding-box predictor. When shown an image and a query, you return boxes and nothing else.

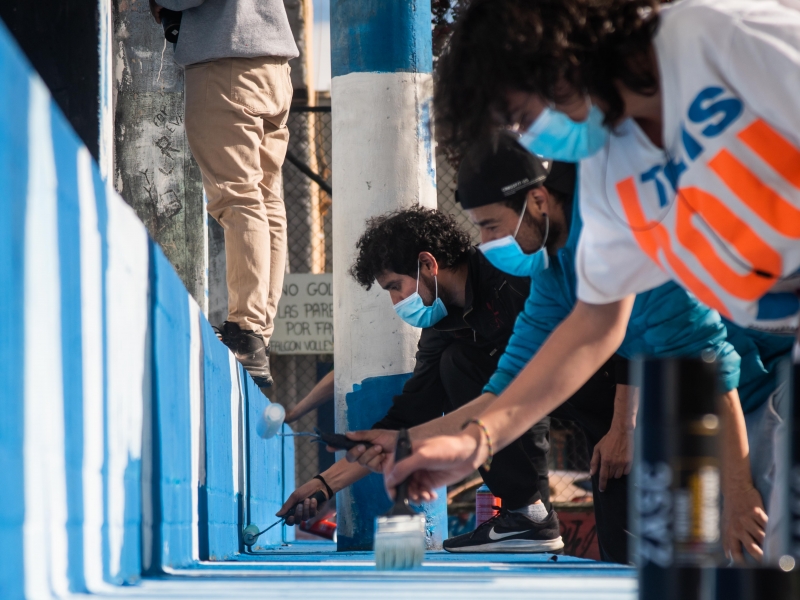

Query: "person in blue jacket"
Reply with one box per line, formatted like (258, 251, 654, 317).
(461, 135, 791, 564)
(364, 133, 792, 564)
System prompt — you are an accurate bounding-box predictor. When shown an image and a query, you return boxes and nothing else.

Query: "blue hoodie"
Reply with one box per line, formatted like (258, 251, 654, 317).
(484, 184, 792, 413)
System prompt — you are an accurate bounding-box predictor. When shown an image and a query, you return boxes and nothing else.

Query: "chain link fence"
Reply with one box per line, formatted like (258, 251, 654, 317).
(271, 105, 335, 502)
(274, 106, 591, 523)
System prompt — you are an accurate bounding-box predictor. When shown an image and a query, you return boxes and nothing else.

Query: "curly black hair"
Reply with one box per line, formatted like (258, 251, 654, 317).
(434, 0, 661, 157)
(350, 207, 473, 290)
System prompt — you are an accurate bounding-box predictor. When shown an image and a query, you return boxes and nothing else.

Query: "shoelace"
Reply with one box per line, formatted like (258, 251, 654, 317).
(470, 505, 508, 539)
(212, 324, 229, 345)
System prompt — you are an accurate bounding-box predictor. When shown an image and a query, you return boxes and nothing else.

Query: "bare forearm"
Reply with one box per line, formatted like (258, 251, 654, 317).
(477, 299, 633, 453)
(409, 393, 497, 440)
(719, 389, 753, 493)
(611, 384, 639, 432)
(286, 370, 334, 423)
(321, 457, 370, 492)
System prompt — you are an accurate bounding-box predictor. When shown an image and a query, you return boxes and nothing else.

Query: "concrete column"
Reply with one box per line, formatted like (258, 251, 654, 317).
(113, 0, 207, 311)
(331, 0, 446, 551)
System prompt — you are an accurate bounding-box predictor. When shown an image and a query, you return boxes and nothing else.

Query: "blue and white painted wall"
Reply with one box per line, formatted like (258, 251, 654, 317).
(0, 21, 292, 599)
(329, 0, 445, 550)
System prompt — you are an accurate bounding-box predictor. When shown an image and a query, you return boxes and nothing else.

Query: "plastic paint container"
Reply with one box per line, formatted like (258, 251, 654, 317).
(475, 484, 501, 526)
(256, 403, 285, 440)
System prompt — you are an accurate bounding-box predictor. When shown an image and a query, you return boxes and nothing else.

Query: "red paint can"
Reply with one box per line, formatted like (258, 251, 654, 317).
(300, 518, 337, 540)
(475, 484, 501, 526)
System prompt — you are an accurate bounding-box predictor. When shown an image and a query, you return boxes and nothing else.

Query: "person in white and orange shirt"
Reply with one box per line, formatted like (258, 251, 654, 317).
(381, 0, 800, 563)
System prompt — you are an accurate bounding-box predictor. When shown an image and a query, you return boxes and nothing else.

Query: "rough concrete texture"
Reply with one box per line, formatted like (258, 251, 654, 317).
(113, 0, 207, 310)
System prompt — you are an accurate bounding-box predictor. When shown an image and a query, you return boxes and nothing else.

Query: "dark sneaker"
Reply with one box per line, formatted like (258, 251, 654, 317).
(214, 321, 273, 388)
(443, 508, 564, 553)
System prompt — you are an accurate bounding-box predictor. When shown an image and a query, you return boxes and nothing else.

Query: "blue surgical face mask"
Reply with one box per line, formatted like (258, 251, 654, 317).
(518, 104, 608, 162)
(479, 199, 550, 277)
(393, 263, 448, 328)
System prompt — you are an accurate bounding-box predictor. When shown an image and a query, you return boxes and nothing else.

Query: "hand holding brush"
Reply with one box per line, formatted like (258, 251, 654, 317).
(373, 429, 426, 570)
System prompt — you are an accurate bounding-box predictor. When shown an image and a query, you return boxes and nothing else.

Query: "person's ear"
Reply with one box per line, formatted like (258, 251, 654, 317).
(528, 187, 550, 217)
(418, 251, 439, 277)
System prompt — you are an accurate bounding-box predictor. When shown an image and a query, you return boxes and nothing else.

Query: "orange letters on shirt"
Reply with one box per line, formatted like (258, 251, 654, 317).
(613, 119, 800, 318)
(616, 178, 730, 316)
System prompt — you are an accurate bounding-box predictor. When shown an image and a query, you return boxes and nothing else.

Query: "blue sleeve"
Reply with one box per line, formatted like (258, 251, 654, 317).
(721, 320, 793, 413)
(625, 283, 741, 392)
(483, 276, 571, 396)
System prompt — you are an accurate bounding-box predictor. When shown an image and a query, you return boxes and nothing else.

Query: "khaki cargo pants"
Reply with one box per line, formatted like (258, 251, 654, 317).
(184, 56, 292, 340)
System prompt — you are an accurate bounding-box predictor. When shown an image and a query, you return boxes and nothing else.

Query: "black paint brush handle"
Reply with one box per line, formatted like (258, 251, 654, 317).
(393, 429, 415, 511)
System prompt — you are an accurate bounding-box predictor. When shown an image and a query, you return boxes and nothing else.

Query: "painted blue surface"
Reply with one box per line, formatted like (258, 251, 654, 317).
(0, 18, 304, 591)
(52, 104, 88, 593)
(0, 21, 29, 600)
(330, 0, 433, 77)
(152, 244, 194, 568)
(200, 319, 239, 560)
(243, 377, 287, 549)
(339, 374, 447, 551)
(281, 422, 296, 544)
(93, 156, 113, 586)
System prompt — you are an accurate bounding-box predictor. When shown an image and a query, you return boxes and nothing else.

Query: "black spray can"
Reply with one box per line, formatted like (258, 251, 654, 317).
(634, 358, 722, 600)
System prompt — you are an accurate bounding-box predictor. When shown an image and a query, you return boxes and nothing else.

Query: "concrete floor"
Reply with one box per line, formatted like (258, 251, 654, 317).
(86, 545, 637, 599)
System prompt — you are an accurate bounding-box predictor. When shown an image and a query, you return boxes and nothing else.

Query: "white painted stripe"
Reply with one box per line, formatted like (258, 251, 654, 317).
(331, 72, 437, 541)
(188, 298, 203, 561)
(23, 75, 70, 599)
(97, 0, 114, 181)
(331, 72, 435, 396)
(105, 185, 149, 580)
(229, 353, 241, 496)
(77, 146, 108, 592)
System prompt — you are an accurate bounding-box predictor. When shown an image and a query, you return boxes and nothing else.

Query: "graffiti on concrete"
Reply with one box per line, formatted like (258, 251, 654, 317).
(113, 0, 206, 310)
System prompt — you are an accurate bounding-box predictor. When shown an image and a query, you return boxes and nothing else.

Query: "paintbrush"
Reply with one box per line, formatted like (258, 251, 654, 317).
(373, 428, 426, 571)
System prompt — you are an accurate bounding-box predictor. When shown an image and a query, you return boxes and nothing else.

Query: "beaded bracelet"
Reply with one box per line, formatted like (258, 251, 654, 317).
(461, 418, 493, 472)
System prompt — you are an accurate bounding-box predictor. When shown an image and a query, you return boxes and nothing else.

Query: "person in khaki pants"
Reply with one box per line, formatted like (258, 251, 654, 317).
(151, 0, 298, 387)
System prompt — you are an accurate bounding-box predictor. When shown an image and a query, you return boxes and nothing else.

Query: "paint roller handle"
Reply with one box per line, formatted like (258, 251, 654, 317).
(284, 490, 330, 521)
(313, 428, 373, 451)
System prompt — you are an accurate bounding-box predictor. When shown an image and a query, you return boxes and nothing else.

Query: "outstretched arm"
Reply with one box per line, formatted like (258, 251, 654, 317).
(285, 370, 335, 424)
(386, 298, 634, 499)
(277, 457, 369, 524)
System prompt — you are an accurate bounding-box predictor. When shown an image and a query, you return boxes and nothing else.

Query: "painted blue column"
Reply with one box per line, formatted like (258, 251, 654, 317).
(330, 0, 446, 551)
(0, 25, 30, 598)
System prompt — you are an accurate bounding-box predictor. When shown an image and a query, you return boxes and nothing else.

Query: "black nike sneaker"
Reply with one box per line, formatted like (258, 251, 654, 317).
(443, 507, 564, 553)
(214, 321, 273, 388)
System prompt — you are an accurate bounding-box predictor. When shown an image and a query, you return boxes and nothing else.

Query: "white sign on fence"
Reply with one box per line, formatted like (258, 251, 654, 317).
(271, 273, 333, 354)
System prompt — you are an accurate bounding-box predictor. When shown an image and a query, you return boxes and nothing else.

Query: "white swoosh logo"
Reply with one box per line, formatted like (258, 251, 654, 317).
(488, 527, 529, 541)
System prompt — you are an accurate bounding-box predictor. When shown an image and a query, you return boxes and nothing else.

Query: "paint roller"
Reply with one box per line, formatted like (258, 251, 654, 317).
(257, 403, 375, 451)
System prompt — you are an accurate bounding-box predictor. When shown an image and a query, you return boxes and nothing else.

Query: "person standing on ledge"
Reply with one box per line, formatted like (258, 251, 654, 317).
(149, 0, 298, 388)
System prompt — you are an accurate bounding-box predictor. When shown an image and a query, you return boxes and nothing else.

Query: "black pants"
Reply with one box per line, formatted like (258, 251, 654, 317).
(550, 366, 629, 564)
(440, 342, 628, 564)
(440, 343, 552, 510)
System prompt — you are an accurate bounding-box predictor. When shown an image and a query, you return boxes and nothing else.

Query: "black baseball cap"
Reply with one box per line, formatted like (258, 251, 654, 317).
(456, 133, 576, 209)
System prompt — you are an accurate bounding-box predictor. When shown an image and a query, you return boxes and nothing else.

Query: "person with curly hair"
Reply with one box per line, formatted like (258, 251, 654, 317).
(278, 206, 575, 554)
(389, 0, 800, 563)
